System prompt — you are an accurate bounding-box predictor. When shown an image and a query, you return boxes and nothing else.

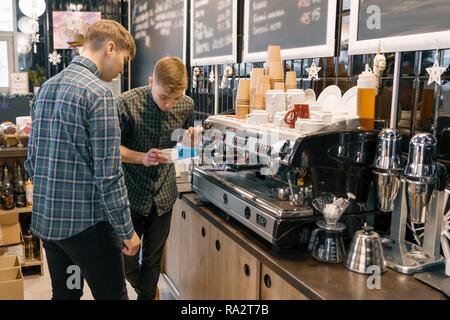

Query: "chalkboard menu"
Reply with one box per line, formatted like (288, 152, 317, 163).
(349, 0, 450, 54)
(243, 0, 337, 62)
(190, 0, 238, 65)
(130, 0, 186, 89)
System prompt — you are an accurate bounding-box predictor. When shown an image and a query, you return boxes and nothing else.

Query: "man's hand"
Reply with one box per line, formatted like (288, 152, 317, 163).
(141, 148, 169, 166)
(182, 126, 203, 147)
(122, 232, 141, 256)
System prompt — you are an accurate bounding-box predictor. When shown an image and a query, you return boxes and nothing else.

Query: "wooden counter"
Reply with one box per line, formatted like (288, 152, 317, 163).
(168, 191, 447, 300)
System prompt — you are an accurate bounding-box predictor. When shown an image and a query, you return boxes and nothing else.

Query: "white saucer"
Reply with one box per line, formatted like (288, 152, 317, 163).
(317, 85, 342, 111)
(340, 86, 357, 117)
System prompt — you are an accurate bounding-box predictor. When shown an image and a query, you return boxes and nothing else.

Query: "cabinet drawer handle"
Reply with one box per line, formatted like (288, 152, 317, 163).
(215, 240, 221, 251)
(201, 227, 206, 238)
(264, 274, 271, 288)
(244, 264, 251, 277)
(181, 211, 186, 220)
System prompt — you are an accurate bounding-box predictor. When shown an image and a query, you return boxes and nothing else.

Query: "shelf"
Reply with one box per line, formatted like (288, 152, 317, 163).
(0, 207, 32, 215)
(0, 147, 28, 158)
(23, 259, 44, 267)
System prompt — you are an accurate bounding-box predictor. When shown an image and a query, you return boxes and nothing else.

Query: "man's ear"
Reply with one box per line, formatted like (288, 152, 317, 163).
(105, 41, 116, 56)
(148, 76, 153, 87)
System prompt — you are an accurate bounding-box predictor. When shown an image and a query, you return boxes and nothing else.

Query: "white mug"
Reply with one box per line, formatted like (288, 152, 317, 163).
(273, 113, 290, 127)
(161, 148, 179, 163)
(266, 102, 287, 117)
(311, 111, 332, 123)
(286, 90, 306, 107)
(297, 120, 326, 132)
(265, 90, 286, 106)
(308, 102, 323, 112)
(246, 110, 270, 123)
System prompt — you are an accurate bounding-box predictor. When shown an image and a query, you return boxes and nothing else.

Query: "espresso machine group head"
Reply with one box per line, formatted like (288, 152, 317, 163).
(380, 132, 448, 274)
(288, 130, 379, 213)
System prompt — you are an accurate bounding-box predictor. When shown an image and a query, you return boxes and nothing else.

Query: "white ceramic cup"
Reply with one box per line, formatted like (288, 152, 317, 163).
(266, 102, 287, 119)
(298, 120, 326, 132)
(161, 148, 179, 163)
(265, 90, 286, 106)
(246, 110, 270, 123)
(308, 102, 323, 112)
(273, 112, 290, 127)
(286, 89, 306, 108)
(311, 111, 332, 123)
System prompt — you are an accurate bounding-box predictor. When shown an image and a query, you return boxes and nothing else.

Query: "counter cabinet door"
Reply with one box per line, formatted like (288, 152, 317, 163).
(179, 201, 210, 300)
(162, 199, 184, 298)
(260, 264, 309, 300)
(208, 223, 260, 300)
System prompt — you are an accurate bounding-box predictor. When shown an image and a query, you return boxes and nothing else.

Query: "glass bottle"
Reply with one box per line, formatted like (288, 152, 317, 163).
(0, 166, 4, 205)
(24, 230, 35, 260)
(25, 176, 33, 207)
(1, 167, 15, 210)
(15, 164, 26, 208)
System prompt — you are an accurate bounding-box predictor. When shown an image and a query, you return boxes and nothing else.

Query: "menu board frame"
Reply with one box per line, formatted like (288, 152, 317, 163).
(243, 0, 338, 62)
(190, 0, 238, 66)
(349, 0, 450, 54)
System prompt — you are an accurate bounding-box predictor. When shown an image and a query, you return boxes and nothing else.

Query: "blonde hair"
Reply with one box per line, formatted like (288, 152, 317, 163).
(84, 20, 136, 59)
(153, 57, 188, 93)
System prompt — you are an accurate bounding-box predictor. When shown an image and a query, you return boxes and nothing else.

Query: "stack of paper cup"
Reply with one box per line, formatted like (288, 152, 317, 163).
(235, 79, 251, 119)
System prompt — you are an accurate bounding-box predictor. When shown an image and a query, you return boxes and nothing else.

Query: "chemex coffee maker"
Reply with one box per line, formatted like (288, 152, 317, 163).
(374, 129, 448, 274)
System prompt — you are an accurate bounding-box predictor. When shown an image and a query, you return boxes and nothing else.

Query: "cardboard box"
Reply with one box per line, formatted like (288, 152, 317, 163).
(0, 267, 24, 300)
(0, 255, 20, 269)
(0, 211, 21, 247)
(0, 245, 25, 265)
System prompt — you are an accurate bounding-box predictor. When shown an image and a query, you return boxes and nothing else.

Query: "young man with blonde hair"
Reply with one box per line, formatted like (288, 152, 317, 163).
(117, 56, 195, 300)
(25, 20, 140, 300)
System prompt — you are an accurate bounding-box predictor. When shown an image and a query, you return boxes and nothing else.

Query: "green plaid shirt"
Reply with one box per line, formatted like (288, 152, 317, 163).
(25, 56, 134, 241)
(117, 86, 194, 216)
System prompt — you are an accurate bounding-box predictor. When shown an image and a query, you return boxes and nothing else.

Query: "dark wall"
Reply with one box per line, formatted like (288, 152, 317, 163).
(20, 0, 129, 91)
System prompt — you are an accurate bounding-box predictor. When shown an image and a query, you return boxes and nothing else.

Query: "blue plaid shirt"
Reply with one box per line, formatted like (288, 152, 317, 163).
(25, 56, 134, 241)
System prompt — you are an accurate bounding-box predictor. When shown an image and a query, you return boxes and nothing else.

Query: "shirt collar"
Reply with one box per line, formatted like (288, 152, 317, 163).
(147, 86, 161, 112)
(71, 56, 100, 77)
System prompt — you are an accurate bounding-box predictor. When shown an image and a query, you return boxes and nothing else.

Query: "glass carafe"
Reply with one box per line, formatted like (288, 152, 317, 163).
(311, 220, 346, 263)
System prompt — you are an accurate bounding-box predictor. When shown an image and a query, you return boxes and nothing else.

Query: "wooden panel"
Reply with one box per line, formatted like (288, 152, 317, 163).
(207, 223, 224, 299)
(179, 203, 209, 300)
(162, 199, 183, 298)
(260, 264, 309, 300)
(209, 223, 260, 300)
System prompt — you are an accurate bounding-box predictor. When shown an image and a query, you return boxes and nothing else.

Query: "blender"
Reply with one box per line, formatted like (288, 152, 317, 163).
(382, 133, 447, 274)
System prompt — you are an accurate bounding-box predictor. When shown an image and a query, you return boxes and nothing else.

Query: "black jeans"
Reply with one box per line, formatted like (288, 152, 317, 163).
(123, 206, 172, 300)
(43, 221, 128, 300)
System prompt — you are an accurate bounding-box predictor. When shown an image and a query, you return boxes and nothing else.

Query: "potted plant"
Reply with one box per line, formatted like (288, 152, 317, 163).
(29, 65, 47, 95)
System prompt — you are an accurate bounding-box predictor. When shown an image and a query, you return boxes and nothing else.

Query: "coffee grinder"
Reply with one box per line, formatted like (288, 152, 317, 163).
(379, 132, 447, 274)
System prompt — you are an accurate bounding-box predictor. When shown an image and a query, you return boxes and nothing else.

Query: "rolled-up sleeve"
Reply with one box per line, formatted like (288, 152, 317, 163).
(87, 90, 134, 240)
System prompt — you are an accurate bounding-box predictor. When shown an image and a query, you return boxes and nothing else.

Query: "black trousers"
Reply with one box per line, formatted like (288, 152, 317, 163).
(43, 221, 128, 300)
(123, 206, 172, 300)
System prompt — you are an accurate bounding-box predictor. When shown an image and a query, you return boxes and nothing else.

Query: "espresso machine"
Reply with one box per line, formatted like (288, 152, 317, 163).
(192, 115, 379, 247)
(375, 130, 448, 274)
